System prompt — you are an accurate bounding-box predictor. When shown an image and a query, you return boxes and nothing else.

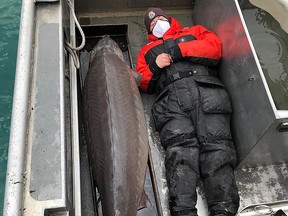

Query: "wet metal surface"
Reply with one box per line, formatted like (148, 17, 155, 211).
(236, 164, 288, 210)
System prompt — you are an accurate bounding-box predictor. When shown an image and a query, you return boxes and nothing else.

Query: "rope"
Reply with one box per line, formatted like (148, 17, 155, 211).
(65, 0, 86, 69)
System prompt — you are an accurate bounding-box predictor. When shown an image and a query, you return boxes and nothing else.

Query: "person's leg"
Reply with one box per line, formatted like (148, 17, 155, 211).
(160, 117, 200, 216)
(195, 82, 240, 215)
(200, 138, 239, 215)
(152, 82, 202, 215)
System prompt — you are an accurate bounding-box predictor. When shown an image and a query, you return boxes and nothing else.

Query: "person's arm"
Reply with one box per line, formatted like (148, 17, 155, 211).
(136, 48, 170, 93)
(165, 25, 222, 67)
(136, 50, 154, 93)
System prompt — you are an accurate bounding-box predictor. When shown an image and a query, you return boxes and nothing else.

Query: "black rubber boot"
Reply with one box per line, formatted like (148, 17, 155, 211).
(211, 210, 237, 216)
(172, 209, 198, 216)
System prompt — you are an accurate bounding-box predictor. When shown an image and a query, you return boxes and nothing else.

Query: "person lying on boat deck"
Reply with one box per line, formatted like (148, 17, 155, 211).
(136, 8, 240, 216)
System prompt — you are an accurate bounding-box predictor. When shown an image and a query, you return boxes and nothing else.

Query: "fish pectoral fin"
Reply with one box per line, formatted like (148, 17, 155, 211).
(137, 191, 159, 215)
(137, 190, 149, 211)
(127, 66, 142, 86)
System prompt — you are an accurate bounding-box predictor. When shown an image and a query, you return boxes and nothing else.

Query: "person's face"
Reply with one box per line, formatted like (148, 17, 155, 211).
(150, 16, 168, 32)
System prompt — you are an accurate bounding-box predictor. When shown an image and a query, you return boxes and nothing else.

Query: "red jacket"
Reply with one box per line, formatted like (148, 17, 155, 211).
(136, 17, 222, 93)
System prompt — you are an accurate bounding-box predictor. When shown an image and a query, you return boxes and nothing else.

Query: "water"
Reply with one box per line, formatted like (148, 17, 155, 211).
(0, 0, 21, 214)
(239, 0, 288, 110)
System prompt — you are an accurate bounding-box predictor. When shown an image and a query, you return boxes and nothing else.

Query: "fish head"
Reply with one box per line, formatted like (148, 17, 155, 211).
(91, 36, 124, 62)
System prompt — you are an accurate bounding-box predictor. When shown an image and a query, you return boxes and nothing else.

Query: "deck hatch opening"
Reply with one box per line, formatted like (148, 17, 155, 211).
(77, 24, 129, 53)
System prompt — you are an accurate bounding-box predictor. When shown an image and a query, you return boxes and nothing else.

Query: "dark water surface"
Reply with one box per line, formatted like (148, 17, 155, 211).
(0, 0, 21, 214)
(239, 0, 288, 110)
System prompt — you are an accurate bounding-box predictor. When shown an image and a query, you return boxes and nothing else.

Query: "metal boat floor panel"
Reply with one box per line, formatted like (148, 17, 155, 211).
(235, 164, 288, 212)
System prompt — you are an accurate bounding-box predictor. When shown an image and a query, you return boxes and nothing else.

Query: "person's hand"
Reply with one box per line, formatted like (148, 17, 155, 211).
(164, 39, 183, 62)
(155, 53, 172, 68)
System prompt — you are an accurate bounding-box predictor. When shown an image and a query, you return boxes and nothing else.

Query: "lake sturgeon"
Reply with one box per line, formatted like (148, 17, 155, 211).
(83, 36, 149, 216)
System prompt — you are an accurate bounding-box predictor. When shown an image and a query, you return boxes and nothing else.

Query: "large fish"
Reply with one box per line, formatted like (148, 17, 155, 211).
(83, 36, 149, 216)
